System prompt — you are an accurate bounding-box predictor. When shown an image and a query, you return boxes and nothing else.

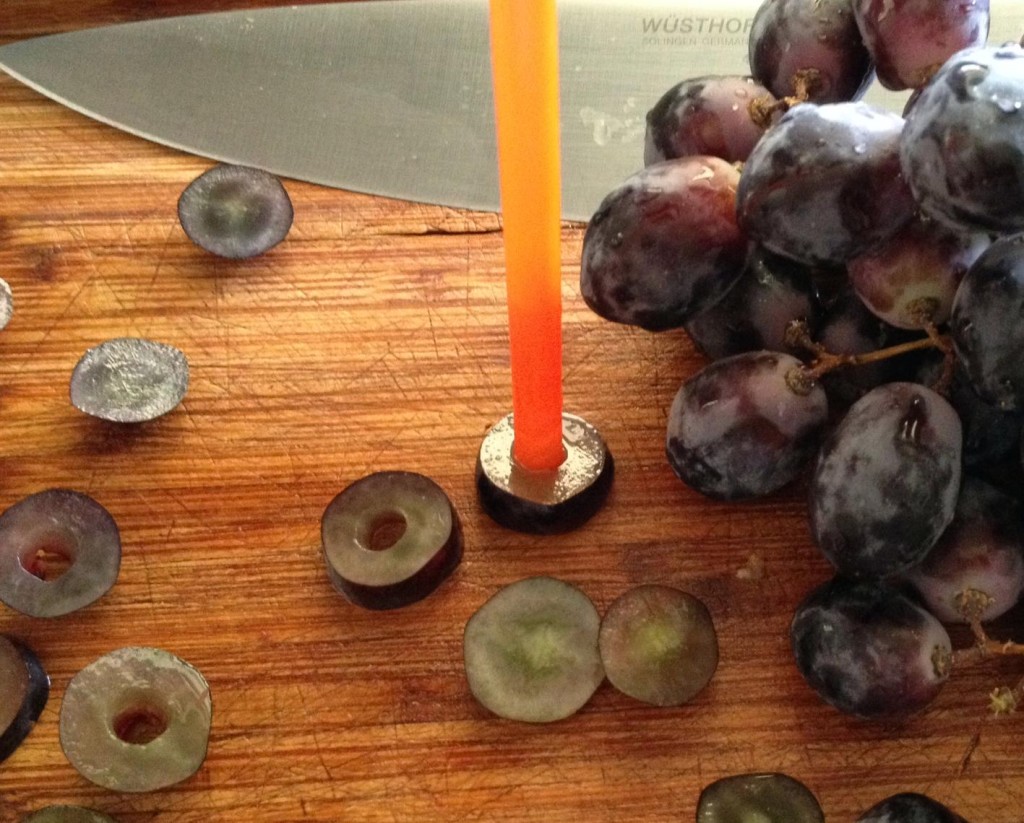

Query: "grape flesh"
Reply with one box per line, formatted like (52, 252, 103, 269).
(749, 0, 875, 104)
(903, 476, 1024, 624)
(666, 351, 828, 501)
(951, 234, 1024, 411)
(853, 0, 990, 91)
(809, 382, 962, 578)
(736, 102, 916, 266)
(847, 217, 988, 329)
(684, 246, 820, 360)
(900, 45, 1024, 233)
(790, 576, 952, 718)
(644, 75, 774, 165)
(856, 792, 970, 822)
(697, 773, 824, 823)
(580, 157, 746, 330)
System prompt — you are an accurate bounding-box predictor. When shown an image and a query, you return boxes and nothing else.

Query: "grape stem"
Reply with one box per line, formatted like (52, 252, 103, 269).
(784, 319, 952, 386)
(950, 588, 1024, 715)
(748, 68, 823, 129)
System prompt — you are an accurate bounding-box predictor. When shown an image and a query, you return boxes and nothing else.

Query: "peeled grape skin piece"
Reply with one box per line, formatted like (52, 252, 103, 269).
(0, 634, 49, 764)
(321, 471, 462, 610)
(580, 156, 746, 331)
(70, 337, 189, 423)
(666, 351, 828, 501)
(809, 382, 962, 579)
(737, 101, 915, 266)
(856, 792, 970, 823)
(0, 488, 121, 618)
(177, 163, 293, 258)
(900, 45, 1024, 233)
(22, 808, 120, 823)
(790, 577, 952, 718)
(599, 584, 718, 707)
(59, 646, 212, 793)
(697, 772, 825, 823)
(951, 234, 1024, 411)
(463, 577, 603, 723)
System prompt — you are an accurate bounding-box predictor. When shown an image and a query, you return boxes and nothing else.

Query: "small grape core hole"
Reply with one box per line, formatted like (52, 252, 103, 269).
(366, 512, 407, 551)
(113, 705, 169, 745)
(21, 543, 74, 582)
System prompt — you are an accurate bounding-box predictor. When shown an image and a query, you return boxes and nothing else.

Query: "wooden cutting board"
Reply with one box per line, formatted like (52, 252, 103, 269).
(1, 2, 1021, 821)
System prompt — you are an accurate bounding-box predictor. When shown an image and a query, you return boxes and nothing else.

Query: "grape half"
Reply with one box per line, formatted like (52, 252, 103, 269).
(0, 634, 49, 764)
(809, 383, 962, 578)
(22, 808, 119, 823)
(666, 351, 828, 501)
(463, 577, 603, 723)
(697, 773, 825, 823)
(856, 792, 969, 822)
(790, 577, 952, 718)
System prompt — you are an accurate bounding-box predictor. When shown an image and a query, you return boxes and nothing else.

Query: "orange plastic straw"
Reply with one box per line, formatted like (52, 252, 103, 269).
(488, 0, 565, 472)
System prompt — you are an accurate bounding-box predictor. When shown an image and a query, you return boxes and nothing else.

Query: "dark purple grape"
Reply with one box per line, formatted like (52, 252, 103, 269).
(463, 577, 603, 723)
(684, 246, 820, 360)
(809, 383, 962, 578)
(598, 585, 718, 707)
(749, 0, 876, 103)
(847, 217, 988, 329)
(736, 102, 916, 266)
(580, 157, 747, 330)
(0, 489, 121, 618)
(644, 75, 775, 165)
(0, 634, 49, 764)
(666, 351, 828, 500)
(903, 477, 1024, 623)
(60, 647, 212, 792)
(697, 773, 824, 822)
(178, 163, 293, 258)
(853, 0, 990, 91)
(321, 471, 462, 610)
(900, 45, 1024, 233)
(856, 792, 970, 822)
(951, 234, 1024, 411)
(790, 577, 952, 718)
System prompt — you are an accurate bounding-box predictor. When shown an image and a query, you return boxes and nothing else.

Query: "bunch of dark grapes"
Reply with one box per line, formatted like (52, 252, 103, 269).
(580, 0, 1024, 724)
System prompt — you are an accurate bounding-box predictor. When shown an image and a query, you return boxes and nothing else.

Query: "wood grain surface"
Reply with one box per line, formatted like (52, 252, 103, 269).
(1, 2, 1022, 822)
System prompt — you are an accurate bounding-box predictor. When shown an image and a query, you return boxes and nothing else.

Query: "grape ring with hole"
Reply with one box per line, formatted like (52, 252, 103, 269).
(0, 489, 121, 618)
(59, 647, 212, 793)
(22, 807, 120, 823)
(321, 471, 463, 610)
(0, 634, 50, 764)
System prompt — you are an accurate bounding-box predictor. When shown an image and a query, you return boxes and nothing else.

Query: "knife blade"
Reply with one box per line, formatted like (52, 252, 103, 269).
(1, 0, 1021, 221)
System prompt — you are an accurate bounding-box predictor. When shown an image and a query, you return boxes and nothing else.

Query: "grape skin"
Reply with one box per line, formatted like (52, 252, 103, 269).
(790, 577, 952, 718)
(809, 383, 962, 578)
(903, 476, 1024, 624)
(951, 234, 1024, 411)
(736, 102, 916, 266)
(666, 351, 828, 501)
(580, 157, 746, 331)
(644, 75, 774, 165)
(749, 0, 875, 104)
(900, 45, 1024, 233)
(852, 0, 990, 91)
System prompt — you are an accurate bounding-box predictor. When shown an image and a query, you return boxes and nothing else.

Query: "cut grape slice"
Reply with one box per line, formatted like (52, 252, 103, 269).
(70, 338, 189, 423)
(178, 164, 293, 258)
(321, 471, 463, 610)
(0, 489, 121, 618)
(856, 792, 969, 823)
(0, 277, 12, 331)
(697, 773, 825, 822)
(59, 647, 212, 793)
(0, 634, 50, 764)
(22, 807, 119, 823)
(598, 584, 718, 707)
(463, 577, 603, 723)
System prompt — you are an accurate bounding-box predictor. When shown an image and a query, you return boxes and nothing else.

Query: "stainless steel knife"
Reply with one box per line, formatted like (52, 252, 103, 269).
(1, 0, 1021, 221)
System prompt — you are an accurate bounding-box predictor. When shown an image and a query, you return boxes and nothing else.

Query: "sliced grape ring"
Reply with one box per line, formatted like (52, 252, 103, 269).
(0, 489, 121, 618)
(463, 577, 604, 723)
(599, 584, 718, 707)
(0, 634, 50, 764)
(321, 471, 463, 610)
(59, 646, 212, 793)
